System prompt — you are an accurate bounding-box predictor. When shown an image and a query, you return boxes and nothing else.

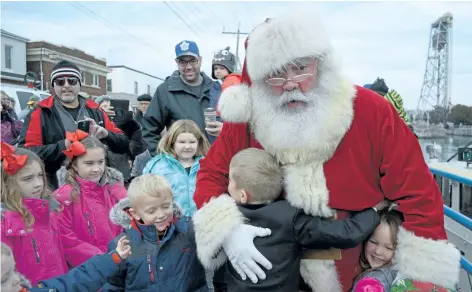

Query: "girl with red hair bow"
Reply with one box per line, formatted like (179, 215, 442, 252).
(53, 130, 127, 267)
(0, 142, 68, 286)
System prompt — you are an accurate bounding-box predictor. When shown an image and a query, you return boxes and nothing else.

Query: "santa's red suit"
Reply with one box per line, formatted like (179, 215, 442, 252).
(192, 12, 460, 292)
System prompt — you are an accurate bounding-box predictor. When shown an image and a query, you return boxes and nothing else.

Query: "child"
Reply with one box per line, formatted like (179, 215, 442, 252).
(0, 142, 68, 286)
(1, 237, 131, 292)
(103, 174, 208, 291)
(208, 47, 239, 144)
(193, 148, 388, 292)
(352, 210, 456, 292)
(143, 120, 210, 217)
(54, 130, 127, 267)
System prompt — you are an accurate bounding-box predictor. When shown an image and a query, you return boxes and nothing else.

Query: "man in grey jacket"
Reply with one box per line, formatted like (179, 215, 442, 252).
(142, 40, 222, 156)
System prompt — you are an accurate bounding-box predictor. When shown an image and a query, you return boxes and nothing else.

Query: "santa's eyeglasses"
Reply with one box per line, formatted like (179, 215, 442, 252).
(54, 77, 79, 86)
(264, 73, 315, 86)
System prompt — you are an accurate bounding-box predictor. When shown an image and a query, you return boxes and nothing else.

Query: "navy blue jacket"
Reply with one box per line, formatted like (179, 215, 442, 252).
(102, 217, 208, 292)
(24, 251, 122, 291)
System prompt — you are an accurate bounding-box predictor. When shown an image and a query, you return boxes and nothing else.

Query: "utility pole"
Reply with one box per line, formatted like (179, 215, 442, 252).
(222, 22, 249, 72)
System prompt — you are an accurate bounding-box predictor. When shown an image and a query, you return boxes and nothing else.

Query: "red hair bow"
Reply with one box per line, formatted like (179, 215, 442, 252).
(62, 130, 89, 160)
(1, 142, 28, 175)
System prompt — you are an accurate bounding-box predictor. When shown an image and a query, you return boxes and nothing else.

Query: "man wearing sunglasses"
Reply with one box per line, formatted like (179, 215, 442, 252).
(142, 40, 217, 156)
(18, 60, 129, 189)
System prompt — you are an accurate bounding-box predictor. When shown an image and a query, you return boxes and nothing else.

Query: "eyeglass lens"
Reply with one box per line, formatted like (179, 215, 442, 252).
(55, 78, 79, 86)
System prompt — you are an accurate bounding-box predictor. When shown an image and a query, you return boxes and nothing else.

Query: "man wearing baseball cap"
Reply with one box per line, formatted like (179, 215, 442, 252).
(142, 40, 217, 156)
(18, 60, 129, 188)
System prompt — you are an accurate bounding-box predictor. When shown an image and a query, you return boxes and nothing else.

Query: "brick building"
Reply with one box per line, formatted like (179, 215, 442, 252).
(26, 41, 109, 98)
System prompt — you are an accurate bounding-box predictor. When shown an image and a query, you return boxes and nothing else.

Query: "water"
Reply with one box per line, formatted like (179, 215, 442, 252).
(418, 136, 472, 162)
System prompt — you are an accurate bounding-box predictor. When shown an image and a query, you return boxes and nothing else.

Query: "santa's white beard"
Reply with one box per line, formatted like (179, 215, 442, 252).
(250, 70, 354, 164)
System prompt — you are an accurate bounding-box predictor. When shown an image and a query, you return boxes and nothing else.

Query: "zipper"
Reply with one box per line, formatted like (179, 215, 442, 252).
(85, 213, 93, 235)
(147, 254, 155, 282)
(31, 238, 40, 263)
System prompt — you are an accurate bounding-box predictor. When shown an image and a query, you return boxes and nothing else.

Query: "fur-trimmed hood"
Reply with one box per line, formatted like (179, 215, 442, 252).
(56, 165, 124, 187)
(109, 197, 184, 229)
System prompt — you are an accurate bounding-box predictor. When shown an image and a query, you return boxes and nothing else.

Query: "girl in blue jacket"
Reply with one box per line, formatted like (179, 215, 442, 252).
(143, 120, 210, 217)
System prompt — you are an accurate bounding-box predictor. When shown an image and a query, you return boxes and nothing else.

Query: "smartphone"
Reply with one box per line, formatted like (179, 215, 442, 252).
(77, 120, 90, 133)
(110, 99, 130, 121)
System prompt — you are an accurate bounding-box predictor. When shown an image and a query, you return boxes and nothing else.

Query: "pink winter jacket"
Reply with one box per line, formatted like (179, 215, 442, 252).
(1, 198, 68, 285)
(54, 167, 127, 267)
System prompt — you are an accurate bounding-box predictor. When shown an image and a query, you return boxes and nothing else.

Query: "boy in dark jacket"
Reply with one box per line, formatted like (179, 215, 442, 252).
(193, 148, 387, 292)
(1, 237, 131, 292)
(103, 174, 208, 292)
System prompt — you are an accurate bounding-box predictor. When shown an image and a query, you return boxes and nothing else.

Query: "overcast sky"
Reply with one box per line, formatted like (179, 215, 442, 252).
(2, 1, 471, 110)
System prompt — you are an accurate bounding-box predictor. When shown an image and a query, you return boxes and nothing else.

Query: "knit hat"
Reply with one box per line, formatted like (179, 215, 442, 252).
(217, 13, 336, 123)
(50, 60, 82, 85)
(95, 95, 111, 106)
(212, 46, 236, 79)
(137, 94, 152, 102)
(370, 78, 389, 96)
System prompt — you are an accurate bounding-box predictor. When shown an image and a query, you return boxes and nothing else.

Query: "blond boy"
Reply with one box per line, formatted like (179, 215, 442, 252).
(105, 174, 209, 292)
(195, 148, 386, 292)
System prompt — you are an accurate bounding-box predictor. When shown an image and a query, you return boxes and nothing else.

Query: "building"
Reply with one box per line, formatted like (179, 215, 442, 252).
(107, 65, 164, 105)
(26, 41, 109, 98)
(1, 29, 33, 86)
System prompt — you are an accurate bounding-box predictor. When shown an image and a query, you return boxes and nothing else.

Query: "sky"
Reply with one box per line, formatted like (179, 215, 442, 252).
(1, 1, 471, 110)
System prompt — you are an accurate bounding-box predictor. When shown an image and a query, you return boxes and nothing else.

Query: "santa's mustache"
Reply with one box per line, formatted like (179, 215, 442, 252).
(275, 91, 310, 108)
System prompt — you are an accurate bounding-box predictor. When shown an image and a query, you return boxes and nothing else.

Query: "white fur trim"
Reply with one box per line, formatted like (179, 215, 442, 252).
(192, 195, 246, 270)
(246, 11, 333, 81)
(218, 84, 252, 123)
(393, 227, 461, 289)
(301, 260, 342, 292)
(283, 163, 334, 218)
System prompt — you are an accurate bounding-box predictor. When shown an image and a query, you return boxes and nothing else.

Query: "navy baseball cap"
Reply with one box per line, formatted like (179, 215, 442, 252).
(175, 40, 200, 59)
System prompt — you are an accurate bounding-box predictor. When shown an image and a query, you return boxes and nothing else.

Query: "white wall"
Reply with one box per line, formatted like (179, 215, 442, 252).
(1, 34, 27, 75)
(107, 67, 162, 96)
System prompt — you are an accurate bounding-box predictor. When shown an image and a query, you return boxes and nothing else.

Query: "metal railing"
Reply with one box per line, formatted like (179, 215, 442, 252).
(430, 166, 472, 275)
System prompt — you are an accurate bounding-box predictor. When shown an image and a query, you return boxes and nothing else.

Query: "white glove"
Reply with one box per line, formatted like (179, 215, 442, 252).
(222, 224, 272, 283)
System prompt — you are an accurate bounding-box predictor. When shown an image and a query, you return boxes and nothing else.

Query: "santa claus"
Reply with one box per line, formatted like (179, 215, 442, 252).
(192, 12, 460, 292)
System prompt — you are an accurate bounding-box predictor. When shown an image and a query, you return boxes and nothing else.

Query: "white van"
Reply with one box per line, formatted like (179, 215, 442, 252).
(1, 84, 50, 115)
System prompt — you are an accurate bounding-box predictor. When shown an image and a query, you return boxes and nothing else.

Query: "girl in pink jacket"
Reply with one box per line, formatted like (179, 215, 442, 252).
(53, 130, 127, 267)
(0, 142, 68, 285)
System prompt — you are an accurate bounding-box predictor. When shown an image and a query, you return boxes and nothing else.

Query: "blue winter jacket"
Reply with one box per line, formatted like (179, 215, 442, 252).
(143, 153, 203, 217)
(24, 251, 123, 291)
(102, 217, 208, 292)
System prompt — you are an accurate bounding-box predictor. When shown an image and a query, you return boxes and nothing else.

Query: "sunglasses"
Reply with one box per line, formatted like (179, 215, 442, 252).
(54, 77, 79, 86)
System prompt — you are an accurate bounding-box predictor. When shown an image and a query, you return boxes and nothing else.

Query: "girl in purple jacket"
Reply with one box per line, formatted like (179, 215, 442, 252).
(53, 130, 127, 267)
(0, 142, 68, 286)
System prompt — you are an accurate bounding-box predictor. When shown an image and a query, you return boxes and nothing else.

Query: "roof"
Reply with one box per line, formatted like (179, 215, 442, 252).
(108, 65, 164, 81)
(1, 29, 30, 42)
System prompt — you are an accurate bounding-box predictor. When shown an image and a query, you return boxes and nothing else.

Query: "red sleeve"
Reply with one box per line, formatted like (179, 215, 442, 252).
(194, 123, 245, 209)
(101, 110, 124, 134)
(23, 109, 43, 146)
(378, 97, 446, 240)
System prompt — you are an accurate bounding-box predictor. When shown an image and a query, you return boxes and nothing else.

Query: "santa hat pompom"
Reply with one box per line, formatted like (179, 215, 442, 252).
(218, 83, 252, 123)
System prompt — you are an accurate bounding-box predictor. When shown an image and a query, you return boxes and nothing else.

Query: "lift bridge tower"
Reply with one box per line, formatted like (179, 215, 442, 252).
(416, 13, 453, 122)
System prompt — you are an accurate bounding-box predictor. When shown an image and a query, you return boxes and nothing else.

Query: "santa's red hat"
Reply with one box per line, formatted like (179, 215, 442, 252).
(218, 12, 334, 123)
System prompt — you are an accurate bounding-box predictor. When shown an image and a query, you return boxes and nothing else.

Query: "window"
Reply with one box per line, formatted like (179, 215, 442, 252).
(93, 74, 99, 87)
(107, 79, 113, 92)
(5, 45, 12, 69)
(460, 185, 472, 219)
(147, 85, 151, 95)
(80, 70, 86, 85)
(134, 81, 138, 95)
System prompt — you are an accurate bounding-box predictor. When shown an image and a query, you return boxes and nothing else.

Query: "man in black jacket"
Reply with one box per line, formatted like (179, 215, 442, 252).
(18, 60, 129, 189)
(142, 40, 220, 156)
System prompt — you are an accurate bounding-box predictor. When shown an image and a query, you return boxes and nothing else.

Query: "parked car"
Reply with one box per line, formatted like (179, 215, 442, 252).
(1, 84, 50, 115)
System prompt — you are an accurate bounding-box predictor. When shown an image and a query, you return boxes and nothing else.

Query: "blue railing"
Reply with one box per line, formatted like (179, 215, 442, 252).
(430, 166, 472, 274)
